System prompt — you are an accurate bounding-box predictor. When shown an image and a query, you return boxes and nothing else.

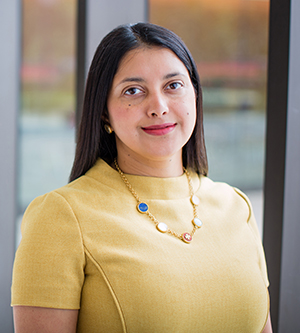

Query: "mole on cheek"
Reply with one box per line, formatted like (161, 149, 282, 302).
(128, 104, 131, 107)
(187, 112, 190, 115)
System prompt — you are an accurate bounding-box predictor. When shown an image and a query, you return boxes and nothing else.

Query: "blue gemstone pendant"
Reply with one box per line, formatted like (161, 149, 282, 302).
(137, 202, 149, 214)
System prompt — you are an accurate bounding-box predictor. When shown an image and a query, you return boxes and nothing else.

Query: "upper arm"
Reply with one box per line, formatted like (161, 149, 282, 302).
(261, 312, 273, 333)
(11, 192, 85, 309)
(233, 187, 270, 288)
(13, 306, 79, 333)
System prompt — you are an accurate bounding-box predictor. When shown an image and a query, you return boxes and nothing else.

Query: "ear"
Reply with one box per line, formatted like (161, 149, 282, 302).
(101, 110, 114, 133)
(101, 110, 109, 123)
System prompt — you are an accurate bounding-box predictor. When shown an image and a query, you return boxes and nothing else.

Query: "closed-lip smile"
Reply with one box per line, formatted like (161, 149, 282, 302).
(141, 123, 176, 136)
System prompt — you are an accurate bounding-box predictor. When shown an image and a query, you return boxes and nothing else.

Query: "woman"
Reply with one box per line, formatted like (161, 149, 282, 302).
(12, 23, 272, 332)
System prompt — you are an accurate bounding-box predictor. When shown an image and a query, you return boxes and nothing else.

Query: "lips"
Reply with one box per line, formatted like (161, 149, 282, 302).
(141, 123, 176, 136)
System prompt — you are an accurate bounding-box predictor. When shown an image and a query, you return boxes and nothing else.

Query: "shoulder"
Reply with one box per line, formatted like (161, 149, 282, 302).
(26, 158, 108, 210)
(21, 187, 80, 237)
(23, 179, 88, 222)
(199, 176, 252, 221)
(22, 159, 112, 230)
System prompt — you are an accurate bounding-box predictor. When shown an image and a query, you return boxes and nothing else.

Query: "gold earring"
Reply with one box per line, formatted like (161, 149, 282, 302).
(104, 124, 113, 134)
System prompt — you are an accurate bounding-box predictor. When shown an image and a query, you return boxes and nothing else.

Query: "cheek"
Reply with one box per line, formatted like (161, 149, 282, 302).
(186, 103, 197, 132)
(109, 106, 138, 134)
(182, 98, 197, 121)
(109, 105, 128, 123)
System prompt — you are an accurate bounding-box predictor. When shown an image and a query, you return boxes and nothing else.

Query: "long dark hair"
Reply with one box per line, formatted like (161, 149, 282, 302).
(69, 22, 208, 182)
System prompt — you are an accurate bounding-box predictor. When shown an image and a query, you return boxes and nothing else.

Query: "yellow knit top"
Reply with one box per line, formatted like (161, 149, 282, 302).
(11, 159, 269, 332)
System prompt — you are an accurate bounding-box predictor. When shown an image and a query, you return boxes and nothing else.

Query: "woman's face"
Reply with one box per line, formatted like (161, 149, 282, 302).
(107, 47, 196, 168)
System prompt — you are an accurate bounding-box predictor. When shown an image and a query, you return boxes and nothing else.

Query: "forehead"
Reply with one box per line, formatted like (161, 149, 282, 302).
(113, 47, 189, 81)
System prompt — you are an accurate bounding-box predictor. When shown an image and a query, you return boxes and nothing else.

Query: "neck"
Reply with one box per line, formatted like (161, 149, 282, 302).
(116, 152, 184, 178)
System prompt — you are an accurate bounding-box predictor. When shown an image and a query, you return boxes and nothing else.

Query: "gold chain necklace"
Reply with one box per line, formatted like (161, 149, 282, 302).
(114, 159, 203, 243)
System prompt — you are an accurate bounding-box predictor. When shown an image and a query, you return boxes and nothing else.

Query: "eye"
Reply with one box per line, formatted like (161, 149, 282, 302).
(167, 82, 183, 90)
(124, 87, 143, 95)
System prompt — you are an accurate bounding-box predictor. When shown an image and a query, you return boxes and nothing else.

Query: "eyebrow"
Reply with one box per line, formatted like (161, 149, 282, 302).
(116, 72, 187, 87)
(163, 72, 186, 80)
(118, 77, 145, 85)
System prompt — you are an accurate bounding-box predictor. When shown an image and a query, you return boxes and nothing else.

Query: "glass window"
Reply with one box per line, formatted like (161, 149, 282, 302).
(149, 0, 270, 236)
(17, 0, 77, 245)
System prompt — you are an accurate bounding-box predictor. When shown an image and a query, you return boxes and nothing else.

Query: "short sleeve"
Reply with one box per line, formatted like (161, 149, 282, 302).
(11, 191, 85, 309)
(234, 188, 270, 288)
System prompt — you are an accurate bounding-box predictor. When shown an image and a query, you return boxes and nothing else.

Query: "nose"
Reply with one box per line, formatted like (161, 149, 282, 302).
(146, 92, 169, 118)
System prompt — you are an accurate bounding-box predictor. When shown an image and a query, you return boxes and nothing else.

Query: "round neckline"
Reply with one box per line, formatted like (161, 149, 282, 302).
(85, 158, 201, 200)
